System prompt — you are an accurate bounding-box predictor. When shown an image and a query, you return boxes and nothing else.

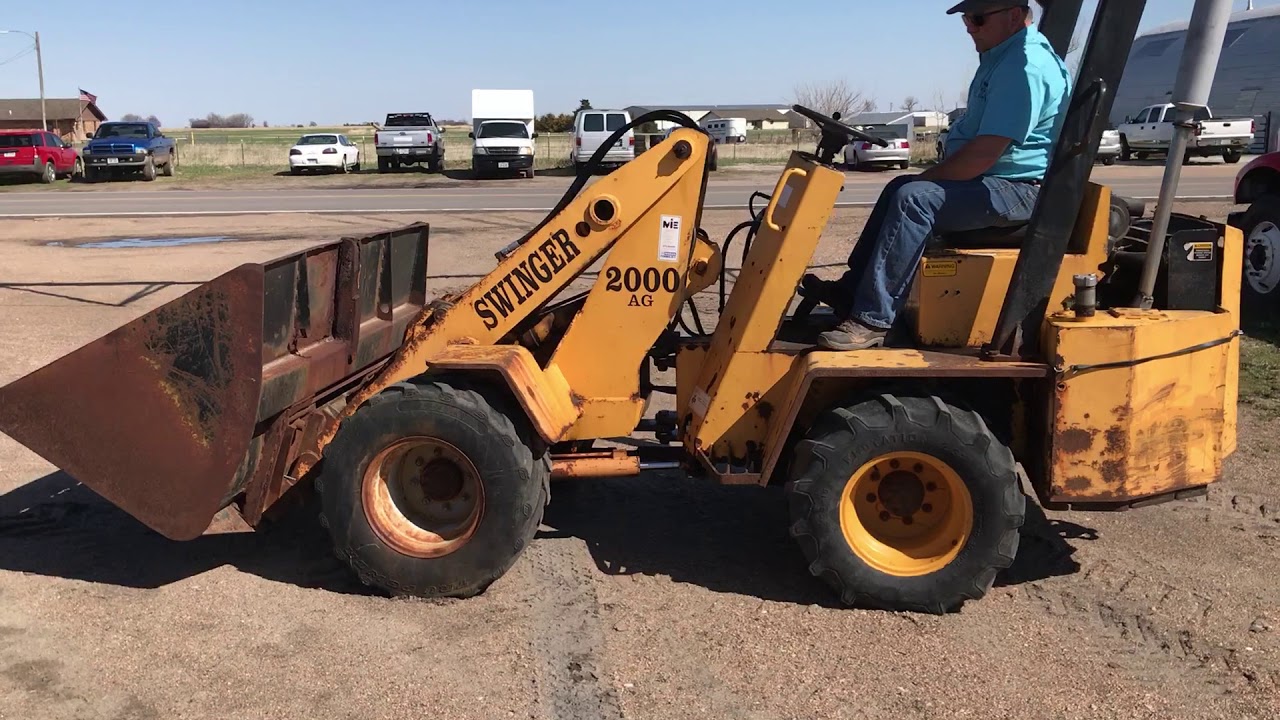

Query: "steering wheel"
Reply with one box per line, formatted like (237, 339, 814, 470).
(792, 104, 889, 165)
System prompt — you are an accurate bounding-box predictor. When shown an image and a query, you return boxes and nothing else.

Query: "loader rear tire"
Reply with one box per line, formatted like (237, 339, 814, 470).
(317, 379, 550, 599)
(787, 393, 1024, 614)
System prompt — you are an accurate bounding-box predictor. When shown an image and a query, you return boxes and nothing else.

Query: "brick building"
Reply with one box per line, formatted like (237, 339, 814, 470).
(0, 98, 107, 141)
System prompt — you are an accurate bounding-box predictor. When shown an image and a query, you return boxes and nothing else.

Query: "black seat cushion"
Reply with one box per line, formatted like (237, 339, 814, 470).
(935, 195, 1143, 251)
(938, 223, 1028, 249)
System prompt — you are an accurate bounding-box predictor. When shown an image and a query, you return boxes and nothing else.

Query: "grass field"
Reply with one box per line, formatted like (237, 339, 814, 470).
(1241, 319, 1280, 419)
(156, 125, 940, 172)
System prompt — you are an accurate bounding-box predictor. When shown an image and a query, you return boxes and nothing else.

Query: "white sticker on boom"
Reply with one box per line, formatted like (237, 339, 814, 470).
(659, 215, 682, 263)
(690, 388, 711, 418)
(778, 184, 793, 210)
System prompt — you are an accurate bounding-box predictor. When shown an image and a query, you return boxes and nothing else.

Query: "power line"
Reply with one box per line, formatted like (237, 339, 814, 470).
(0, 46, 33, 67)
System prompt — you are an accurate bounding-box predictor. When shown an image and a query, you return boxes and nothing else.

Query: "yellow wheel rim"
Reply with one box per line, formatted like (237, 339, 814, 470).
(839, 451, 973, 577)
(362, 436, 485, 559)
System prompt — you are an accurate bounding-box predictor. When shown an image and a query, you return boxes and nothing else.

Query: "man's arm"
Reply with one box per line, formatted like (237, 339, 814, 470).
(919, 135, 1011, 181)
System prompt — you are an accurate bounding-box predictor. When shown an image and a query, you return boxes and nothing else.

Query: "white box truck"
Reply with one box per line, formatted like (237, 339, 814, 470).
(470, 89, 537, 179)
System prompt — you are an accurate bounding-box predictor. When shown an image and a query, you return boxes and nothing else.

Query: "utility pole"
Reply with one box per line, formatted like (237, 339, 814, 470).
(35, 31, 45, 132)
(0, 29, 45, 132)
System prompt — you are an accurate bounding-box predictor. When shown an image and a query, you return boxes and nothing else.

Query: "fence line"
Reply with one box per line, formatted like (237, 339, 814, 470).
(165, 126, 942, 170)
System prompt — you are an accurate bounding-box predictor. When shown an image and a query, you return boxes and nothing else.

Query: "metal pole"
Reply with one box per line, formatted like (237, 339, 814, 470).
(34, 31, 45, 132)
(1037, 0, 1087, 58)
(1133, 0, 1235, 308)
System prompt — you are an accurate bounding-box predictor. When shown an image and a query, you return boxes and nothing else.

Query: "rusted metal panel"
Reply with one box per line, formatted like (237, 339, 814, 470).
(1045, 309, 1238, 506)
(0, 223, 432, 539)
(0, 265, 265, 541)
(239, 415, 294, 526)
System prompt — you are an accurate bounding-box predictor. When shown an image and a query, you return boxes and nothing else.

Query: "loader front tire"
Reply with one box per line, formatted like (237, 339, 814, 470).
(787, 393, 1024, 614)
(317, 379, 549, 599)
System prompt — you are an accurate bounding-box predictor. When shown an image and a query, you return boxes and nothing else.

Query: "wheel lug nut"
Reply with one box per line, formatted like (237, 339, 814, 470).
(889, 459, 900, 469)
(902, 516, 914, 525)
(865, 493, 877, 503)
(926, 482, 938, 492)
(879, 511, 891, 522)
(415, 457, 425, 467)
(922, 503, 933, 513)
(913, 463, 924, 473)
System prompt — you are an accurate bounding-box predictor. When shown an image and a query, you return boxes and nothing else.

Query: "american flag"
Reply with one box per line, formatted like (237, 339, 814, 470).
(78, 88, 97, 104)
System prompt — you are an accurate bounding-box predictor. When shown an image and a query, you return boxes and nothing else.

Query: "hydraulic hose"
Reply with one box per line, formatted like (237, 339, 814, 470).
(495, 110, 706, 260)
(718, 220, 757, 313)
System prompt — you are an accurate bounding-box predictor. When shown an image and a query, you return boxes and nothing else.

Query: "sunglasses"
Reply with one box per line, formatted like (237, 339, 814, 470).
(964, 5, 1027, 26)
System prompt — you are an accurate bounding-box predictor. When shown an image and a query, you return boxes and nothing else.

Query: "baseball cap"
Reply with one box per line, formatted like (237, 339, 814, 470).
(946, 0, 1030, 14)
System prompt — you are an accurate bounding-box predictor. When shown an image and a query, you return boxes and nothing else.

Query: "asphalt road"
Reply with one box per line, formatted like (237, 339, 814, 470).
(0, 164, 1240, 218)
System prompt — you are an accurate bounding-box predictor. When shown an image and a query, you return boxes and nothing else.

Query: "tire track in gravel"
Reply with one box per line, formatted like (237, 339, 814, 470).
(1019, 522, 1278, 700)
(522, 540, 624, 720)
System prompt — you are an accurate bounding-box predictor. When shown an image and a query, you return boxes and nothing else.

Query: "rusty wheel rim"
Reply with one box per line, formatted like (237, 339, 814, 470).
(361, 436, 485, 559)
(839, 451, 973, 577)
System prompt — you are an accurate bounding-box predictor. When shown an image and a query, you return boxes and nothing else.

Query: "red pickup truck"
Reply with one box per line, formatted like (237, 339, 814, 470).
(0, 129, 83, 184)
(1230, 151, 1280, 319)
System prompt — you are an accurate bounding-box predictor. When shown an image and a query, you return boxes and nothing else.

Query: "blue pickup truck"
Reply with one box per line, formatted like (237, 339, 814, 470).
(82, 121, 177, 181)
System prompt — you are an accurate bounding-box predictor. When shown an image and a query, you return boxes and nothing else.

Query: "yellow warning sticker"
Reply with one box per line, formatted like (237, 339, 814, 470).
(1185, 241, 1214, 262)
(924, 260, 958, 278)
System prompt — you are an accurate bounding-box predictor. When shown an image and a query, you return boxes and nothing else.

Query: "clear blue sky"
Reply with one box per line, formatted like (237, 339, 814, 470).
(0, 0, 1271, 127)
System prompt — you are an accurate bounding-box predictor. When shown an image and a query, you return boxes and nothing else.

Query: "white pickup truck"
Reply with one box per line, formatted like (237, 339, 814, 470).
(375, 112, 446, 173)
(1116, 103, 1253, 164)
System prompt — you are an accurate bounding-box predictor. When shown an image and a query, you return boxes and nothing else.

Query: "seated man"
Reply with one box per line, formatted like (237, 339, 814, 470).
(814, 0, 1071, 351)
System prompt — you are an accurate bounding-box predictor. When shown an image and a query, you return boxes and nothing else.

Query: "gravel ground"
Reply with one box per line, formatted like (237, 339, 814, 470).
(0, 199, 1275, 720)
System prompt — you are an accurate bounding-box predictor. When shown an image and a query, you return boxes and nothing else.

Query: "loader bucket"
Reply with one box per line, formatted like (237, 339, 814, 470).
(0, 223, 431, 541)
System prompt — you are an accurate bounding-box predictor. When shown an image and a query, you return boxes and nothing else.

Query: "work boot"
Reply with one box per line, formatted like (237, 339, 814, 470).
(817, 317, 888, 351)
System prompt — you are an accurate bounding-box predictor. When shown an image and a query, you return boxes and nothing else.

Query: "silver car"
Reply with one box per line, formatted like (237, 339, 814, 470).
(843, 126, 911, 170)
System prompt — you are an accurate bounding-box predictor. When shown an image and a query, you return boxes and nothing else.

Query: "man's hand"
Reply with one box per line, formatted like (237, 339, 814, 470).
(919, 135, 1012, 182)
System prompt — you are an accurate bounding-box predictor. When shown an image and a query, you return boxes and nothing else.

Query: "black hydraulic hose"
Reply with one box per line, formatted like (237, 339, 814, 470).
(495, 109, 706, 260)
(684, 298, 707, 336)
(742, 222, 757, 259)
(718, 219, 758, 313)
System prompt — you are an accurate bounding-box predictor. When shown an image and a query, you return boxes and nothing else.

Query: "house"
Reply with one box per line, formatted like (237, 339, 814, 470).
(625, 104, 807, 132)
(0, 97, 107, 141)
(1112, 4, 1280, 152)
(847, 110, 950, 130)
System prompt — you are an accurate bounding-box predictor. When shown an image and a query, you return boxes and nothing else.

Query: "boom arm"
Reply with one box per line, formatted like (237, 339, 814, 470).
(299, 129, 721, 471)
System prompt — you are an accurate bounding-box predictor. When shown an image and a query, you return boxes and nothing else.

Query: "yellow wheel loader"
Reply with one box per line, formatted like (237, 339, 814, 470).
(0, 0, 1245, 613)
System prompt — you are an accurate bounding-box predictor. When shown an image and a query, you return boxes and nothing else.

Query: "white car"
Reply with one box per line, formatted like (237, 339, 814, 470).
(843, 127, 911, 170)
(289, 133, 360, 174)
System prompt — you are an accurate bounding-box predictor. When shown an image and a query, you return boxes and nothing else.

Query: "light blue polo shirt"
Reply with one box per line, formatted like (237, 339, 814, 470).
(945, 25, 1071, 181)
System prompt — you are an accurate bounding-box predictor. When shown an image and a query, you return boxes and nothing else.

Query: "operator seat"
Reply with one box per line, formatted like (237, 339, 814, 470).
(939, 224, 1028, 250)
(932, 193, 1146, 251)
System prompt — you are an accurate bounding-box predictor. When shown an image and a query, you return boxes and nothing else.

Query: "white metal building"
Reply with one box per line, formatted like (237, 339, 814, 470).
(1112, 4, 1280, 153)
(625, 105, 805, 132)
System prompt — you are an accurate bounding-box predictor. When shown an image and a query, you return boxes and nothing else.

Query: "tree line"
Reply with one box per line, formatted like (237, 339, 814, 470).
(187, 112, 255, 129)
(119, 113, 163, 127)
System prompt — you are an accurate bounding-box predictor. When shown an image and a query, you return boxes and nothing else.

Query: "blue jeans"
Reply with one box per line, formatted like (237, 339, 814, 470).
(835, 174, 1041, 329)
